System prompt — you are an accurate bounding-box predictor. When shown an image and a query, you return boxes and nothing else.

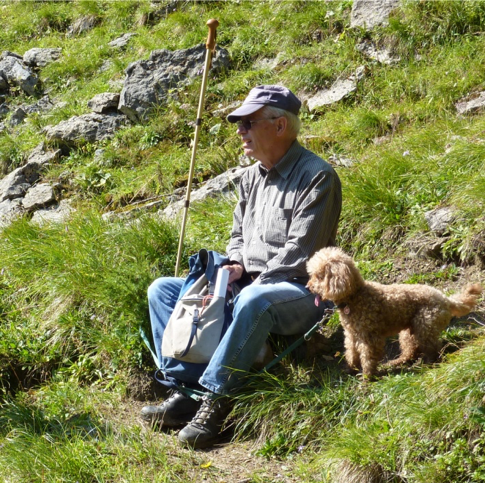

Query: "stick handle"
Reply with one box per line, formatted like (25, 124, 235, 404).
(206, 19, 219, 51)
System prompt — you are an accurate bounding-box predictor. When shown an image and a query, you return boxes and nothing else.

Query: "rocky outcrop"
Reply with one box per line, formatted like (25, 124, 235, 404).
(425, 207, 456, 235)
(43, 112, 128, 147)
(351, 0, 401, 29)
(118, 44, 231, 122)
(356, 40, 400, 65)
(0, 144, 61, 226)
(0, 52, 39, 96)
(23, 48, 62, 68)
(456, 92, 485, 115)
(87, 93, 120, 113)
(161, 166, 246, 219)
(67, 15, 98, 36)
(22, 183, 57, 211)
(108, 33, 136, 50)
(302, 66, 367, 111)
(31, 199, 74, 225)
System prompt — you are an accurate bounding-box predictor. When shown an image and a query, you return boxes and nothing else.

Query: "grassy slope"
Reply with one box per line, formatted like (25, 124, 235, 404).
(0, 1, 484, 482)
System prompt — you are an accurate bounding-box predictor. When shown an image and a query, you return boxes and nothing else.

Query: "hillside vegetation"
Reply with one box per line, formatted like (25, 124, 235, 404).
(0, 1, 484, 482)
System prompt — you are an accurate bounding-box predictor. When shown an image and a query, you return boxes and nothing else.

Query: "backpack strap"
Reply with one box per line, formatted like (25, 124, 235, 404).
(179, 308, 200, 358)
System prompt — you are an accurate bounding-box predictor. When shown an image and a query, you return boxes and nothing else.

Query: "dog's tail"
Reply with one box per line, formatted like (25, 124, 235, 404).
(449, 283, 482, 317)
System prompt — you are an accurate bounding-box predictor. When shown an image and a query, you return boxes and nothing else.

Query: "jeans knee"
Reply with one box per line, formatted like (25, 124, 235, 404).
(147, 277, 169, 301)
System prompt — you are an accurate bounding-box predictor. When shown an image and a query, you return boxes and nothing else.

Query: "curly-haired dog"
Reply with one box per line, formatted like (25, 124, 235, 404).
(306, 247, 482, 379)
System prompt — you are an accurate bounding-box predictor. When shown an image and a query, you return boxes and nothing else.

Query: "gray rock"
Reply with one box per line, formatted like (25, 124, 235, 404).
(303, 66, 367, 111)
(0, 74, 8, 92)
(27, 143, 62, 165)
(108, 33, 136, 49)
(0, 161, 43, 203)
(0, 198, 23, 227)
(43, 112, 128, 146)
(31, 199, 74, 225)
(0, 103, 9, 118)
(22, 95, 55, 115)
(1, 51, 23, 60)
(23, 48, 62, 67)
(87, 92, 120, 113)
(351, 0, 401, 29)
(3, 182, 30, 200)
(22, 183, 56, 211)
(0, 144, 60, 212)
(9, 107, 27, 126)
(356, 40, 400, 64)
(328, 154, 355, 168)
(0, 55, 39, 96)
(68, 15, 98, 36)
(456, 92, 485, 115)
(119, 44, 230, 122)
(425, 207, 456, 235)
(161, 166, 245, 219)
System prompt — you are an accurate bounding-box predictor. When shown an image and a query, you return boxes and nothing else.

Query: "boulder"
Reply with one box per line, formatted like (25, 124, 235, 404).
(0, 198, 23, 227)
(161, 166, 245, 219)
(0, 73, 8, 92)
(9, 107, 27, 126)
(0, 103, 9, 118)
(31, 199, 74, 225)
(455, 92, 485, 115)
(43, 112, 128, 146)
(67, 15, 98, 36)
(87, 92, 120, 113)
(118, 44, 230, 122)
(303, 66, 367, 111)
(22, 95, 55, 115)
(425, 207, 456, 235)
(22, 183, 56, 211)
(108, 33, 136, 49)
(23, 48, 62, 67)
(0, 144, 60, 208)
(0, 54, 39, 96)
(351, 0, 401, 29)
(0, 161, 44, 203)
(356, 40, 400, 65)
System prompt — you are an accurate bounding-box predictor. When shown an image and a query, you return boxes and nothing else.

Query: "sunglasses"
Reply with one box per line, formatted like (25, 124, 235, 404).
(236, 117, 279, 131)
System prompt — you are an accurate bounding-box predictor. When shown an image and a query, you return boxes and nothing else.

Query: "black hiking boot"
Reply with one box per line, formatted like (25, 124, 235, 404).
(141, 390, 201, 428)
(177, 395, 232, 449)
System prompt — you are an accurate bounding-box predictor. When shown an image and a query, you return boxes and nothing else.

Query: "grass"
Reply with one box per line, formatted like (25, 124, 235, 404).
(0, 0, 484, 481)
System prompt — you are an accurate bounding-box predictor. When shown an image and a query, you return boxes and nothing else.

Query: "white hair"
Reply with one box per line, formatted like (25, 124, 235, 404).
(262, 105, 301, 138)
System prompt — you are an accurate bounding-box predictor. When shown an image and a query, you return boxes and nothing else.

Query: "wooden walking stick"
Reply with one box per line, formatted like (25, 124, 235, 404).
(174, 19, 219, 277)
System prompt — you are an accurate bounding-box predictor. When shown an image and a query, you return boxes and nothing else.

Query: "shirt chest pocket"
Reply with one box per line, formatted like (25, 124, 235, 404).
(263, 208, 293, 246)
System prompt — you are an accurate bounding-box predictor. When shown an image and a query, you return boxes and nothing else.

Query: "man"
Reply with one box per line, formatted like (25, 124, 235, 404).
(141, 85, 342, 449)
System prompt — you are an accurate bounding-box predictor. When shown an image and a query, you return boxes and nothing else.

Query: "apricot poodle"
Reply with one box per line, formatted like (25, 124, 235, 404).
(307, 247, 482, 378)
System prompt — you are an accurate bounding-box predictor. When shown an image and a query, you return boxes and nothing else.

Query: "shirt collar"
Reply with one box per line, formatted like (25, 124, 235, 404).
(257, 140, 303, 179)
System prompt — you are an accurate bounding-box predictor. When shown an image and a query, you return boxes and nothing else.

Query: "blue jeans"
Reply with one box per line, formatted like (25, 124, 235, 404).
(148, 277, 327, 395)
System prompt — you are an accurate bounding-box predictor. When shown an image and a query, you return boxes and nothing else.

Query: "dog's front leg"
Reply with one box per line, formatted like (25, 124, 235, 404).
(344, 329, 361, 371)
(359, 338, 385, 380)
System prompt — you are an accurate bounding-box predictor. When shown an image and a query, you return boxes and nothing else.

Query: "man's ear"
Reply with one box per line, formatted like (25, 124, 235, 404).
(275, 116, 287, 135)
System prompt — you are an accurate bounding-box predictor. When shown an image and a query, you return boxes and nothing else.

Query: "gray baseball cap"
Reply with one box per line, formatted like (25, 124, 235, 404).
(227, 85, 301, 122)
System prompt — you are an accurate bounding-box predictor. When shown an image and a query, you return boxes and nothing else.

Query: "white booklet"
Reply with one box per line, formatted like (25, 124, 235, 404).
(213, 268, 229, 298)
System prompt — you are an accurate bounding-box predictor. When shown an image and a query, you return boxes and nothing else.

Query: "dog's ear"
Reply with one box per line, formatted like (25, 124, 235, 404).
(325, 261, 355, 300)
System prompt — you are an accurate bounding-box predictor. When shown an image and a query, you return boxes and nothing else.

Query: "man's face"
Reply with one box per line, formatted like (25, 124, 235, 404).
(236, 108, 279, 164)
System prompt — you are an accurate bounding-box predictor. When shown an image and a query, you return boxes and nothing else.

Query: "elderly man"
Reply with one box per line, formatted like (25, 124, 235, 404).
(141, 85, 342, 448)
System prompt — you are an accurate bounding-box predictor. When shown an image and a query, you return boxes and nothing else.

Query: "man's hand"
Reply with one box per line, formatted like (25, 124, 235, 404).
(222, 263, 244, 285)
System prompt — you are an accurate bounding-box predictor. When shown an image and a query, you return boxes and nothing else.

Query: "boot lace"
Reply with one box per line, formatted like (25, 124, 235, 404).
(191, 397, 216, 426)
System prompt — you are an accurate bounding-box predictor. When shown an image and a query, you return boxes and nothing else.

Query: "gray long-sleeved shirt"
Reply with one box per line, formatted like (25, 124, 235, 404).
(227, 140, 342, 284)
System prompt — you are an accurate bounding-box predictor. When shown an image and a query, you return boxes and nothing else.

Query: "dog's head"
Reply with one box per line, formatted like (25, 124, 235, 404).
(306, 247, 363, 302)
